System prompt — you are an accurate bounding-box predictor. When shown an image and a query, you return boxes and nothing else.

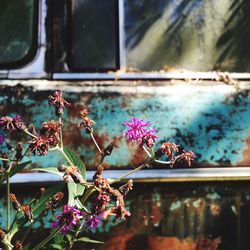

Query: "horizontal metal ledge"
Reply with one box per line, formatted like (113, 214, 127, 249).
(53, 72, 250, 80)
(8, 167, 250, 184)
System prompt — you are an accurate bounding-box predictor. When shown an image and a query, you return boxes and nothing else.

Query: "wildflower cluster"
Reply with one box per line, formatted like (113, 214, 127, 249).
(0, 91, 195, 250)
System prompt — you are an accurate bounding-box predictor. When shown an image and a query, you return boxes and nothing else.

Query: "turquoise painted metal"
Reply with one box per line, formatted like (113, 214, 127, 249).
(0, 80, 249, 170)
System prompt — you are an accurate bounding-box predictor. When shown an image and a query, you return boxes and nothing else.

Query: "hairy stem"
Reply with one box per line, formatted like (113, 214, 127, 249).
(90, 132, 103, 154)
(110, 160, 153, 184)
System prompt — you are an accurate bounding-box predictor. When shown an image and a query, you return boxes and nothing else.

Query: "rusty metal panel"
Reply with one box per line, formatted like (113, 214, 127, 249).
(0, 80, 249, 170)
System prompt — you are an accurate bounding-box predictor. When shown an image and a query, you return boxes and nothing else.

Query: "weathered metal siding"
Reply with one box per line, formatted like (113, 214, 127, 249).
(0, 80, 249, 169)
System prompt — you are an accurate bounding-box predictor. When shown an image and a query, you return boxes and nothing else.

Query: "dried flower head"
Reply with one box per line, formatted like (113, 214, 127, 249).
(22, 205, 33, 221)
(119, 180, 133, 196)
(51, 205, 83, 233)
(45, 192, 64, 213)
(178, 151, 196, 166)
(63, 165, 84, 184)
(78, 109, 95, 132)
(124, 118, 157, 144)
(10, 193, 22, 212)
(35, 187, 46, 200)
(42, 119, 61, 140)
(48, 91, 71, 117)
(28, 136, 50, 156)
(160, 142, 179, 160)
(14, 240, 23, 250)
(0, 115, 23, 132)
(15, 144, 23, 161)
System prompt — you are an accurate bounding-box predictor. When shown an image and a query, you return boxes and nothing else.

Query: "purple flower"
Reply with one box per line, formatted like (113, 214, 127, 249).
(0, 134, 5, 144)
(124, 118, 157, 144)
(85, 213, 103, 229)
(51, 205, 83, 233)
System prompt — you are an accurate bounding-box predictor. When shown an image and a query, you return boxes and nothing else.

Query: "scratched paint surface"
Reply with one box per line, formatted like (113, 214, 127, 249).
(0, 81, 250, 169)
(1, 181, 250, 249)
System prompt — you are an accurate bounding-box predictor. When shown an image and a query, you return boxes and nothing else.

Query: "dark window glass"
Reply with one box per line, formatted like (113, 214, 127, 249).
(68, 0, 119, 71)
(124, 0, 250, 72)
(0, 0, 37, 67)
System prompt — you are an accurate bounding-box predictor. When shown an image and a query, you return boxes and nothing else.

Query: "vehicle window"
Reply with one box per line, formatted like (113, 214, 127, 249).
(53, 0, 250, 74)
(68, 0, 119, 71)
(0, 0, 37, 67)
(124, 0, 250, 72)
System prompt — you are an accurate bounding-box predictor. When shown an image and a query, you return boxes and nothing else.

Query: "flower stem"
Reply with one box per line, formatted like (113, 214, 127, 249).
(69, 222, 84, 250)
(110, 160, 153, 184)
(90, 132, 103, 154)
(33, 226, 63, 250)
(59, 117, 63, 148)
(6, 174, 10, 231)
(57, 147, 74, 167)
(23, 129, 37, 139)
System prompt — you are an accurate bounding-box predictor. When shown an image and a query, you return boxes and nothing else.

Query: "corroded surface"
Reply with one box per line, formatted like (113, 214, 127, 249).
(0, 80, 250, 169)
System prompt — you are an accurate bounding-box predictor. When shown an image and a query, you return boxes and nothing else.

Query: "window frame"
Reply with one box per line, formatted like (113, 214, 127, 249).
(53, 0, 250, 80)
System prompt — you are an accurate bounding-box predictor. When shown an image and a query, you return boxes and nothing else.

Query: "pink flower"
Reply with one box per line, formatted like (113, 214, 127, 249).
(51, 205, 83, 233)
(0, 115, 23, 132)
(48, 91, 71, 116)
(124, 118, 157, 144)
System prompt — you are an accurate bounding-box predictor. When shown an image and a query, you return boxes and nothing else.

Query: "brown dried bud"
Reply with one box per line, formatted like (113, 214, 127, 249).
(15, 144, 23, 161)
(1, 152, 9, 169)
(45, 192, 64, 212)
(119, 180, 133, 196)
(103, 142, 117, 156)
(35, 187, 46, 200)
(0, 228, 6, 240)
(93, 165, 104, 181)
(22, 205, 33, 221)
(64, 166, 84, 184)
(10, 193, 22, 212)
(160, 142, 179, 160)
(14, 240, 23, 250)
(57, 165, 67, 172)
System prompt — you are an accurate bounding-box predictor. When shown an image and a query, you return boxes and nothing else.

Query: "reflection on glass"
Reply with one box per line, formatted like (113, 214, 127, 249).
(0, 0, 35, 65)
(69, 0, 118, 71)
(125, 0, 250, 72)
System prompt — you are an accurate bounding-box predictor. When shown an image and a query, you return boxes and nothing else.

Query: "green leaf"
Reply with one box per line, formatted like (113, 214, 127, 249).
(32, 182, 65, 216)
(9, 161, 32, 177)
(63, 147, 86, 207)
(50, 243, 64, 250)
(32, 167, 62, 177)
(8, 182, 65, 240)
(63, 147, 86, 180)
(75, 237, 104, 244)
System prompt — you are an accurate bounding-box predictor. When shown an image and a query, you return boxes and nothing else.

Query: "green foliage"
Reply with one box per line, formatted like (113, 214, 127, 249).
(63, 147, 86, 208)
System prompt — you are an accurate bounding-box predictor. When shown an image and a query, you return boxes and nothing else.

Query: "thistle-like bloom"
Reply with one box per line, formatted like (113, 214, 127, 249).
(48, 91, 71, 117)
(51, 205, 83, 233)
(85, 213, 103, 229)
(0, 115, 23, 132)
(124, 118, 157, 144)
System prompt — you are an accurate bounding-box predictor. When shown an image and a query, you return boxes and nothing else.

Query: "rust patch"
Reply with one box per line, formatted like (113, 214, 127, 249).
(238, 137, 250, 167)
